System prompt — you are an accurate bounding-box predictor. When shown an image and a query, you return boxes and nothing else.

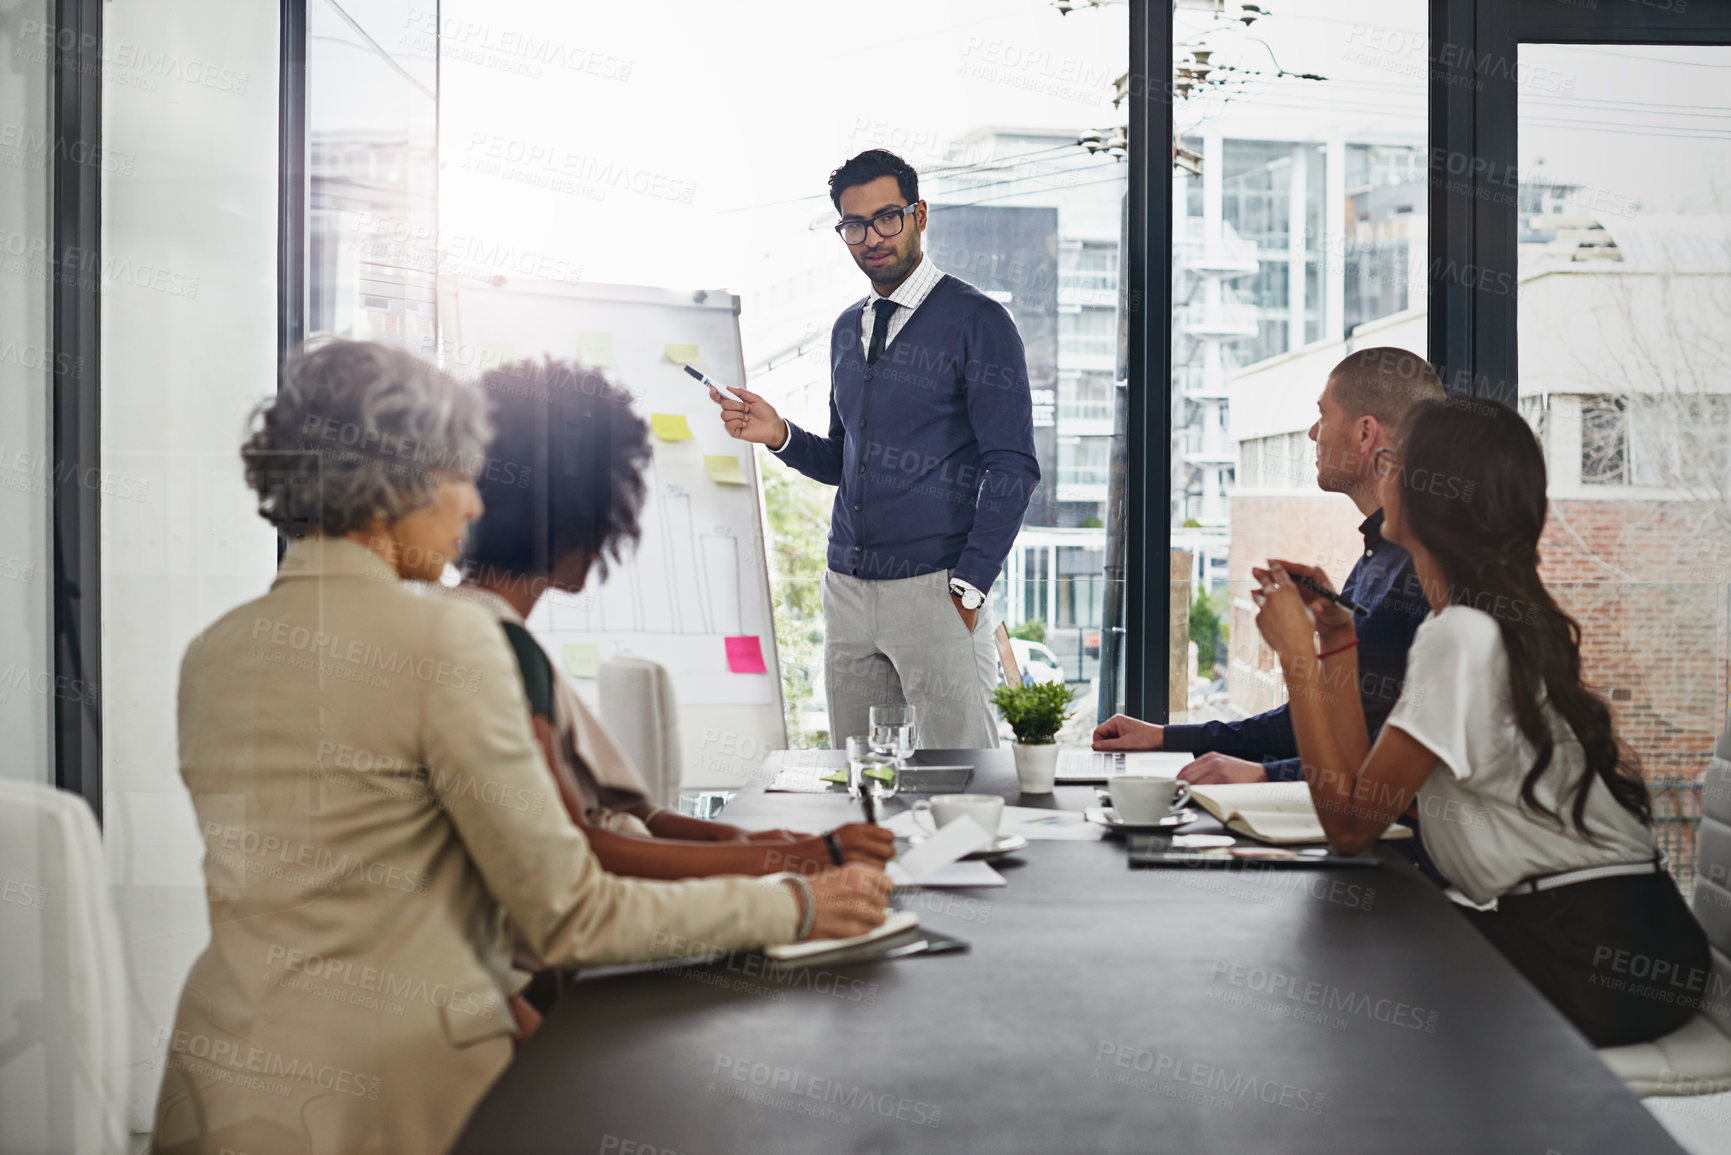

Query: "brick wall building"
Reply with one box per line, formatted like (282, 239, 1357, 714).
(1537, 499, 1727, 777)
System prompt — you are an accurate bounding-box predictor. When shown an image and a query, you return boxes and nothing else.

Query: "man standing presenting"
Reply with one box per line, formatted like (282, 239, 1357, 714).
(713, 149, 1039, 748)
(1094, 347, 1442, 784)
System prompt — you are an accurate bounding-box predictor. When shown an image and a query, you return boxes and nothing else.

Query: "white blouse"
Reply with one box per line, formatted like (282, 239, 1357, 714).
(1384, 605, 1655, 905)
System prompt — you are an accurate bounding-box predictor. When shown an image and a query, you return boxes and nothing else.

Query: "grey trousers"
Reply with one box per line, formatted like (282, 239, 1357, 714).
(821, 568, 1001, 750)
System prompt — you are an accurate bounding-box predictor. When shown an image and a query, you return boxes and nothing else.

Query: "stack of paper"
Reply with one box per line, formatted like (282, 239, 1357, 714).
(885, 816, 1005, 888)
(884, 804, 1104, 848)
(1185, 782, 1415, 845)
(999, 805, 1105, 842)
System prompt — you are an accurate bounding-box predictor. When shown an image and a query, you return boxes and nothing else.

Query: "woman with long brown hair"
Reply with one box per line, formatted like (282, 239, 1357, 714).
(1251, 397, 1710, 1046)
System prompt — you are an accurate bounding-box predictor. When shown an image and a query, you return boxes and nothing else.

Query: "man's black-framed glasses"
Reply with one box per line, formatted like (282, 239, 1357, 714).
(835, 203, 917, 246)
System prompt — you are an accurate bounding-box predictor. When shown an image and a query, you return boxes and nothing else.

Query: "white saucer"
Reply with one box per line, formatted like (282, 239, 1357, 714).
(1084, 806, 1200, 832)
(966, 833, 1030, 861)
(908, 832, 1030, 861)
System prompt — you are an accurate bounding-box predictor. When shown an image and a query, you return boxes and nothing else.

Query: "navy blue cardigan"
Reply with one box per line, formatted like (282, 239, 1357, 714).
(774, 275, 1041, 593)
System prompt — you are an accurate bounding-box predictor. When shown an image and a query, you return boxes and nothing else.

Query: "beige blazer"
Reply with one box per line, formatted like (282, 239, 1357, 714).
(153, 538, 796, 1155)
(444, 586, 653, 837)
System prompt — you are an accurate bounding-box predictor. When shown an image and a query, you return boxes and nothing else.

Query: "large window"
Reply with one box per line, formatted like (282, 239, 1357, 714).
(1172, 0, 1429, 726)
(441, 1, 1133, 764)
(1516, 43, 1731, 786)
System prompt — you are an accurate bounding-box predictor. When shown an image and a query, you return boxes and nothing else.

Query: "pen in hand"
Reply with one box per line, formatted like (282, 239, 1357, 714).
(1288, 572, 1368, 616)
(684, 364, 725, 394)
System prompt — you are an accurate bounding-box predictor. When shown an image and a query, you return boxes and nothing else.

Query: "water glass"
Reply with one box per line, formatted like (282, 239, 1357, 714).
(844, 735, 893, 801)
(869, 705, 917, 768)
(865, 754, 900, 806)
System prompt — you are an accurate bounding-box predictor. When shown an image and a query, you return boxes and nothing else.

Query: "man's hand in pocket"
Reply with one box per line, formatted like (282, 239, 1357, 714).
(951, 593, 977, 632)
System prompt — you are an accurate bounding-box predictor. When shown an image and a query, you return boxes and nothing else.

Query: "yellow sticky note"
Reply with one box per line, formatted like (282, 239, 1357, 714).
(577, 331, 615, 368)
(651, 413, 694, 441)
(664, 343, 701, 364)
(563, 643, 601, 679)
(705, 455, 749, 486)
(479, 342, 515, 370)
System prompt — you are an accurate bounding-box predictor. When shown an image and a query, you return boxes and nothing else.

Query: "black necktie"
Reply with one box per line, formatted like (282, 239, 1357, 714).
(866, 298, 897, 367)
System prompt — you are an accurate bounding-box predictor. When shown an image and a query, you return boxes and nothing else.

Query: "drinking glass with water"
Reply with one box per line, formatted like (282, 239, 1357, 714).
(845, 735, 895, 801)
(868, 705, 917, 769)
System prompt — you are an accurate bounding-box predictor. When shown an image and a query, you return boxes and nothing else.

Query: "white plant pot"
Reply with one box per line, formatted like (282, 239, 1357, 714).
(1012, 741, 1059, 793)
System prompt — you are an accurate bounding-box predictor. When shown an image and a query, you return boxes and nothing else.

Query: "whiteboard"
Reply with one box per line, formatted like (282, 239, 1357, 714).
(444, 277, 787, 783)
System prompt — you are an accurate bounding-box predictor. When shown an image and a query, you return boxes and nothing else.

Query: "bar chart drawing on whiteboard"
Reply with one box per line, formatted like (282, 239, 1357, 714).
(546, 459, 750, 641)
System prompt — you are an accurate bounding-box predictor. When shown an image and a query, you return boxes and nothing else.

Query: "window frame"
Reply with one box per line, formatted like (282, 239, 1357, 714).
(1427, 0, 1731, 405)
(52, 0, 104, 816)
(1122, 0, 1175, 721)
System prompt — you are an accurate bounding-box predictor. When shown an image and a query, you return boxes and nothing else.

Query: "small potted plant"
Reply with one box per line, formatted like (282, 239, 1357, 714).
(991, 680, 1080, 793)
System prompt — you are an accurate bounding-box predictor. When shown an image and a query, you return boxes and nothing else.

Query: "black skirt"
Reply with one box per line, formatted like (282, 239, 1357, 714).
(1462, 870, 1712, 1047)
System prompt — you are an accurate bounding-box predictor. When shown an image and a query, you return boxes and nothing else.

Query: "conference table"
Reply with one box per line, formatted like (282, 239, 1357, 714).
(455, 749, 1685, 1155)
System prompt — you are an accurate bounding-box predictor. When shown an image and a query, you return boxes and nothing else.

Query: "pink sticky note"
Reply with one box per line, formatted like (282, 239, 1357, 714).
(725, 635, 767, 674)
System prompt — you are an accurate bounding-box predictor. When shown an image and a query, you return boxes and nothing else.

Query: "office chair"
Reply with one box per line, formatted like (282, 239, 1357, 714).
(0, 780, 132, 1154)
(1596, 721, 1731, 1152)
(597, 656, 683, 810)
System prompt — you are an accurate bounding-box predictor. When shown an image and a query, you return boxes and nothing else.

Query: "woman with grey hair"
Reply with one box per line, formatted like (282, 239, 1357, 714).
(152, 340, 889, 1155)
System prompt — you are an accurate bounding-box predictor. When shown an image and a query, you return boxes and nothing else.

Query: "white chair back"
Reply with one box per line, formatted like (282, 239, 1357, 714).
(597, 656, 682, 809)
(1598, 722, 1731, 1102)
(1690, 725, 1731, 1046)
(0, 780, 130, 1154)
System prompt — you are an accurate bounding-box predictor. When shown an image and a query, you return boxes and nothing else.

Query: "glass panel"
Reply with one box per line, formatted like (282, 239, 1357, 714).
(307, 0, 439, 351)
(1175, 1, 1428, 727)
(0, 0, 55, 782)
(1517, 44, 1731, 850)
(98, 0, 295, 1128)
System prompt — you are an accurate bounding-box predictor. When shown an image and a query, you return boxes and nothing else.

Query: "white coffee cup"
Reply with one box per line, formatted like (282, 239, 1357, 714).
(1109, 776, 1190, 824)
(911, 794, 1003, 838)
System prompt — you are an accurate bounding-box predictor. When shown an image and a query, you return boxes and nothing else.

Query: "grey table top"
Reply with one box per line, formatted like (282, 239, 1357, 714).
(455, 749, 1682, 1155)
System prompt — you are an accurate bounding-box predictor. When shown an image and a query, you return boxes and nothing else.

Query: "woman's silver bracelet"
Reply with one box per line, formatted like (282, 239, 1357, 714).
(782, 873, 817, 941)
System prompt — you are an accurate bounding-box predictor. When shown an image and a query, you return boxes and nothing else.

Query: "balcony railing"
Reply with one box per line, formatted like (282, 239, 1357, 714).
(1059, 272, 1117, 294)
(1060, 336, 1118, 358)
(1058, 399, 1114, 425)
(1056, 466, 1111, 488)
(1177, 302, 1258, 340)
(1173, 366, 1229, 400)
(1175, 219, 1260, 276)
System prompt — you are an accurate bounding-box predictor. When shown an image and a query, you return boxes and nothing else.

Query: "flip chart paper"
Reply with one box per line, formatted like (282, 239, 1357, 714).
(651, 413, 694, 441)
(705, 454, 748, 485)
(577, 331, 615, 368)
(725, 635, 767, 674)
(562, 643, 601, 679)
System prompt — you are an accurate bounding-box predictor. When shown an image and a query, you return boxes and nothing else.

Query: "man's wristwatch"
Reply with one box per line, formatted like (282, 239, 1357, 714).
(948, 579, 985, 611)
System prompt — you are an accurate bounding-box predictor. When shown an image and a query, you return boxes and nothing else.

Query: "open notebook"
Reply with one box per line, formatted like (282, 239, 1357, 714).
(1186, 782, 1415, 845)
(763, 909, 920, 962)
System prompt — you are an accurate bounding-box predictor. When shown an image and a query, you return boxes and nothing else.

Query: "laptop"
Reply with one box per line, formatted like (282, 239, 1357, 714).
(1054, 749, 1196, 784)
